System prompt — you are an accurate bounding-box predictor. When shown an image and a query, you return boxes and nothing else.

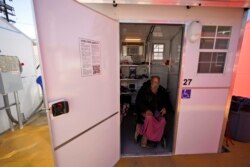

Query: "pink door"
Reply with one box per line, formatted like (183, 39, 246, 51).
(33, 0, 120, 166)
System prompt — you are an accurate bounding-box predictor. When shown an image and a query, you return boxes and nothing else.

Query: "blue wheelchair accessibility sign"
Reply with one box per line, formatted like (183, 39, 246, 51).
(181, 89, 191, 99)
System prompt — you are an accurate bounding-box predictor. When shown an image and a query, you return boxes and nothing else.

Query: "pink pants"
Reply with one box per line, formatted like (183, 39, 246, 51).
(139, 115, 166, 142)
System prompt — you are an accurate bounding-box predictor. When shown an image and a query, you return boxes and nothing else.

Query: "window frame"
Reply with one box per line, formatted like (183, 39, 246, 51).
(152, 43, 165, 61)
(197, 51, 227, 74)
(198, 25, 232, 74)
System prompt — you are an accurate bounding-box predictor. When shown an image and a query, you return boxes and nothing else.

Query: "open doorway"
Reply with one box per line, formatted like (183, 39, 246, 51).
(120, 23, 184, 156)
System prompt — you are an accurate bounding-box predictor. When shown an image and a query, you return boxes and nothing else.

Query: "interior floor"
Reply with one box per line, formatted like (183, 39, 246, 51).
(121, 107, 175, 156)
(0, 112, 54, 167)
(116, 140, 250, 167)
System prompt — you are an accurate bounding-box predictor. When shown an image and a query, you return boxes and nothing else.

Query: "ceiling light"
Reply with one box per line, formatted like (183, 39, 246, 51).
(124, 38, 141, 42)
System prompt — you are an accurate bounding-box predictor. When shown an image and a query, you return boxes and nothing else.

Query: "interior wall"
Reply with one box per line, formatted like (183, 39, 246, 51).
(120, 24, 177, 90)
(150, 39, 170, 88)
(168, 29, 183, 108)
(83, 4, 243, 155)
(0, 19, 41, 133)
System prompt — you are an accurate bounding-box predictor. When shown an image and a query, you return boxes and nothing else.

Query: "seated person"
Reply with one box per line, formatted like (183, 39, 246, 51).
(135, 76, 167, 147)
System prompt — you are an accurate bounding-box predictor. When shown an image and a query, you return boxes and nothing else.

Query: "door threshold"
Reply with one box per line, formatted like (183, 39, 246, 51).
(121, 152, 173, 158)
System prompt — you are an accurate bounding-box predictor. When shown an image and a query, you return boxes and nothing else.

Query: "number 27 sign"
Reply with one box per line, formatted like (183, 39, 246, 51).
(182, 78, 192, 99)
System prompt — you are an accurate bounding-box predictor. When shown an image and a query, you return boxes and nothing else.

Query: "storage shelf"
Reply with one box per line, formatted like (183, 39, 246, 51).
(121, 92, 137, 95)
(120, 78, 148, 81)
(120, 64, 149, 67)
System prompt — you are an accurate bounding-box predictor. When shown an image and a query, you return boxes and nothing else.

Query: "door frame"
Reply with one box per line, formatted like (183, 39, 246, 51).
(119, 20, 187, 156)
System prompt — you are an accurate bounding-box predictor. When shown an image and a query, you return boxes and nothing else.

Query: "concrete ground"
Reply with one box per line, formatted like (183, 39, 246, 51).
(0, 112, 54, 167)
(0, 111, 249, 167)
(116, 140, 250, 167)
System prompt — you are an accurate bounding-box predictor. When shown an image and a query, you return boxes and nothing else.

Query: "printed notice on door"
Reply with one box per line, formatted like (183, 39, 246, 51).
(79, 38, 101, 77)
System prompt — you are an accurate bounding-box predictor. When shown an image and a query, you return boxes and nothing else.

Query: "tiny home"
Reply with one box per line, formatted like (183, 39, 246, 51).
(33, 0, 250, 166)
(0, 18, 41, 133)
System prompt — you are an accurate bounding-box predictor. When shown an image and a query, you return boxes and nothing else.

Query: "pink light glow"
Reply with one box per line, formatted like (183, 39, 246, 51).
(233, 21, 250, 98)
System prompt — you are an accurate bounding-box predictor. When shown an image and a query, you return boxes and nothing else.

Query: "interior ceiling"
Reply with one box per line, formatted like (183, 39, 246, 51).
(120, 24, 182, 41)
(77, 0, 250, 8)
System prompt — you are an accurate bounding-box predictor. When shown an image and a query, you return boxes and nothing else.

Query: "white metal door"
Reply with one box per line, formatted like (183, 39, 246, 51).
(33, 0, 120, 166)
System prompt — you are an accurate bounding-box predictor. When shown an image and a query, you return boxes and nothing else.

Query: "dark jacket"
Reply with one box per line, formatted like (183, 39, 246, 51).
(135, 80, 168, 124)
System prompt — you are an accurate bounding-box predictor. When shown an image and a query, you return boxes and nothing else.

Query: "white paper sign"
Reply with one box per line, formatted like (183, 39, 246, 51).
(79, 38, 101, 77)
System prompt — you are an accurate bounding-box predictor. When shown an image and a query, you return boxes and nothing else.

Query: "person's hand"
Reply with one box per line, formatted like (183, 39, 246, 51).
(160, 108, 167, 116)
(145, 110, 153, 116)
